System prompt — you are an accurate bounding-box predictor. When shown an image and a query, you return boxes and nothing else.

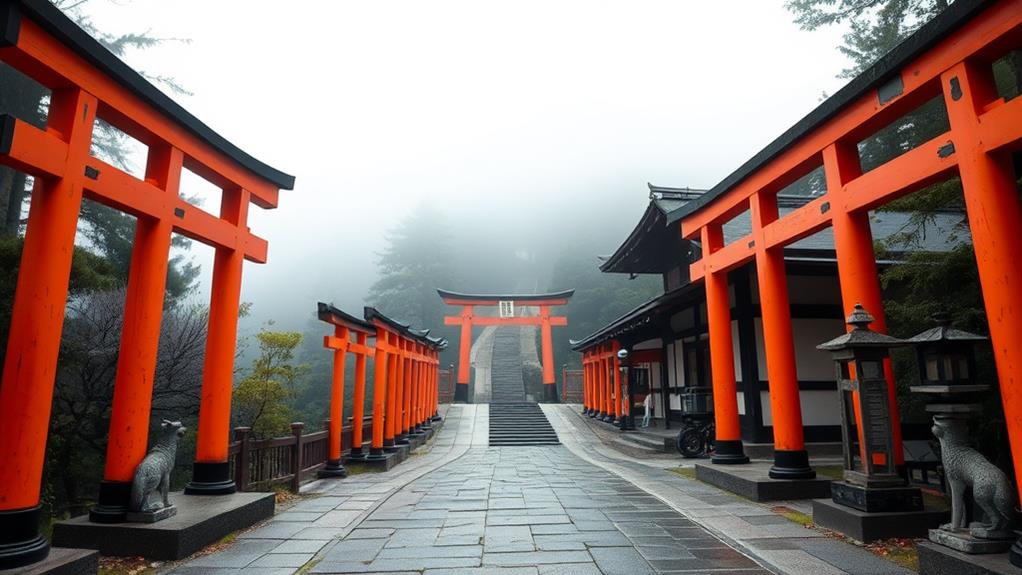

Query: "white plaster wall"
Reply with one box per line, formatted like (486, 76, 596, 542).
(793, 318, 845, 380)
(759, 389, 840, 427)
(752, 317, 841, 381)
(731, 319, 743, 382)
(736, 391, 746, 415)
(674, 341, 686, 386)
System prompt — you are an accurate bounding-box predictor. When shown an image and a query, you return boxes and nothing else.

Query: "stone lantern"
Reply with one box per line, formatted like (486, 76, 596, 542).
(905, 313, 988, 407)
(818, 305, 915, 500)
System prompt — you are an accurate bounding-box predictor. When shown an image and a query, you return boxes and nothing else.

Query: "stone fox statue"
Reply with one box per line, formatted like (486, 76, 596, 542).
(933, 417, 1014, 538)
(130, 420, 186, 513)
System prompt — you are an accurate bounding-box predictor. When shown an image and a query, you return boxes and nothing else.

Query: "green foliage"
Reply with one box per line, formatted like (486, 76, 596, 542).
(786, 0, 950, 77)
(233, 330, 308, 438)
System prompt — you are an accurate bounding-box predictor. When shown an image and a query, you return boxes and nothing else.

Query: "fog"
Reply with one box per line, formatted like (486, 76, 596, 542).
(75, 0, 850, 333)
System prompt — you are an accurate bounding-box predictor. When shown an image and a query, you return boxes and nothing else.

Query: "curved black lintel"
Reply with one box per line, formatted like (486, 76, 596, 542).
(316, 302, 375, 333)
(363, 306, 440, 348)
(13, 0, 295, 190)
(436, 288, 575, 302)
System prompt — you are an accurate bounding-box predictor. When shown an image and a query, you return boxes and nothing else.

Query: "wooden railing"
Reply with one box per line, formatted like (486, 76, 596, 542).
(228, 416, 374, 493)
(562, 368, 584, 403)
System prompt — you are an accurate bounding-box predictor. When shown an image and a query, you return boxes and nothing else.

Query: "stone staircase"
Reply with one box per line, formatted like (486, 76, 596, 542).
(487, 326, 559, 446)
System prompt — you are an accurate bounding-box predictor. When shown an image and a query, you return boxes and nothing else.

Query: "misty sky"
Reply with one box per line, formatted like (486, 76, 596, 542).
(77, 0, 851, 331)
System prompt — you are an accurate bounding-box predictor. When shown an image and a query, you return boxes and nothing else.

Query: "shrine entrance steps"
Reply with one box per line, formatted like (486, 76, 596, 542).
(489, 403, 560, 446)
(486, 326, 559, 445)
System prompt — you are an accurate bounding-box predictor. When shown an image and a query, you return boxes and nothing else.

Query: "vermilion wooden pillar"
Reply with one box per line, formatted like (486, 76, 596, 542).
(0, 88, 96, 566)
(596, 349, 605, 420)
(384, 333, 400, 450)
(186, 186, 250, 495)
(701, 226, 749, 464)
(824, 142, 905, 467)
(91, 144, 182, 522)
(944, 61, 1022, 523)
(611, 341, 622, 424)
(350, 332, 370, 460)
(368, 328, 389, 458)
(319, 325, 350, 477)
(395, 339, 409, 445)
(455, 306, 473, 402)
(540, 306, 557, 402)
(752, 194, 814, 479)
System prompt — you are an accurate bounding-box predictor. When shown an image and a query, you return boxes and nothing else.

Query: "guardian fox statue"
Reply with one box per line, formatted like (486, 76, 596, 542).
(933, 417, 1014, 539)
(130, 420, 186, 515)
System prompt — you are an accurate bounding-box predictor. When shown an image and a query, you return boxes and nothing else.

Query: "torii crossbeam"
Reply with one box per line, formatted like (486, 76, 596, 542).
(438, 289, 573, 403)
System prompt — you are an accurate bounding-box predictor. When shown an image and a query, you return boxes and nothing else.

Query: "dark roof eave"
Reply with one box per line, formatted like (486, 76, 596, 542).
(12, 0, 295, 191)
(436, 289, 575, 301)
(316, 302, 375, 333)
(665, 0, 991, 226)
(599, 200, 673, 274)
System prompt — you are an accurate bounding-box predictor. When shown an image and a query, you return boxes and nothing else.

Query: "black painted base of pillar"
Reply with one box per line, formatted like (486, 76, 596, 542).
(0, 505, 50, 570)
(346, 447, 367, 462)
(184, 462, 236, 495)
(581, 407, 589, 415)
(831, 481, 923, 513)
(431, 414, 442, 422)
(396, 434, 410, 446)
(541, 385, 558, 403)
(769, 449, 816, 480)
(453, 383, 469, 403)
(712, 440, 750, 465)
(587, 410, 598, 418)
(88, 481, 131, 523)
(317, 460, 348, 478)
(619, 416, 635, 431)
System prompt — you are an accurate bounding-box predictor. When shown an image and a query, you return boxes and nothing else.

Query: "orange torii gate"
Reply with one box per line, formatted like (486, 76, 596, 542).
(0, 0, 293, 569)
(438, 289, 573, 403)
(672, 0, 1022, 483)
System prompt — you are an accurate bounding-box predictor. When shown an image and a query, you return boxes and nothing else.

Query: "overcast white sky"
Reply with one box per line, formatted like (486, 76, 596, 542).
(77, 0, 851, 328)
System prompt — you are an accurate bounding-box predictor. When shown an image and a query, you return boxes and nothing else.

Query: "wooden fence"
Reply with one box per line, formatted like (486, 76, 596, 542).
(228, 416, 374, 493)
(562, 368, 583, 403)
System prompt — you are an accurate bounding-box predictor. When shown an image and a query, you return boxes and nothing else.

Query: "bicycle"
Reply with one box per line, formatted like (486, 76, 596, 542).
(676, 417, 715, 458)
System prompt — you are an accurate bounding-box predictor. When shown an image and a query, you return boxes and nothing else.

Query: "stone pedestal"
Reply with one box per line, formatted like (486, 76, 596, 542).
(125, 505, 177, 524)
(919, 541, 1019, 575)
(830, 481, 924, 513)
(1, 547, 98, 575)
(694, 461, 832, 502)
(51, 491, 274, 560)
(811, 497, 946, 542)
(928, 528, 1015, 554)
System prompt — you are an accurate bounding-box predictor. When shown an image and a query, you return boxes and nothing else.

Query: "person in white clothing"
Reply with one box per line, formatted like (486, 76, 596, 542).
(641, 393, 653, 428)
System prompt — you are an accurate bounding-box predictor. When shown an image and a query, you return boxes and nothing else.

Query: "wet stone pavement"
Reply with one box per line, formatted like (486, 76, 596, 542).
(309, 446, 770, 574)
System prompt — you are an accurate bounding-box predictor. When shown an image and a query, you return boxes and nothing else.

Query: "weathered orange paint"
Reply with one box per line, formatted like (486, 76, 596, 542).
(371, 329, 389, 450)
(385, 333, 399, 445)
(327, 327, 349, 461)
(702, 226, 743, 444)
(943, 60, 1022, 502)
(612, 341, 622, 420)
(102, 145, 181, 483)
(0, 88, 95, 510)
(352, 333, 369, 452)
(195, 187, 249, 464)
(541, 308, 556, 387)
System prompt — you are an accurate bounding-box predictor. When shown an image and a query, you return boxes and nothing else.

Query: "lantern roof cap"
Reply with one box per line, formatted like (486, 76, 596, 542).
(817, 304, 907, 351)
(904, 314, 987, 345)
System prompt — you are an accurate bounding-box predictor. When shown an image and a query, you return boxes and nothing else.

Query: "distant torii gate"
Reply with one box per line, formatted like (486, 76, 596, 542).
(438, 289, 573, 403)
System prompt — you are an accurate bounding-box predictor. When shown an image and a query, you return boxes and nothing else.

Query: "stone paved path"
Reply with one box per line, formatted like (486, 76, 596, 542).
(309, 446, 769, 574)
